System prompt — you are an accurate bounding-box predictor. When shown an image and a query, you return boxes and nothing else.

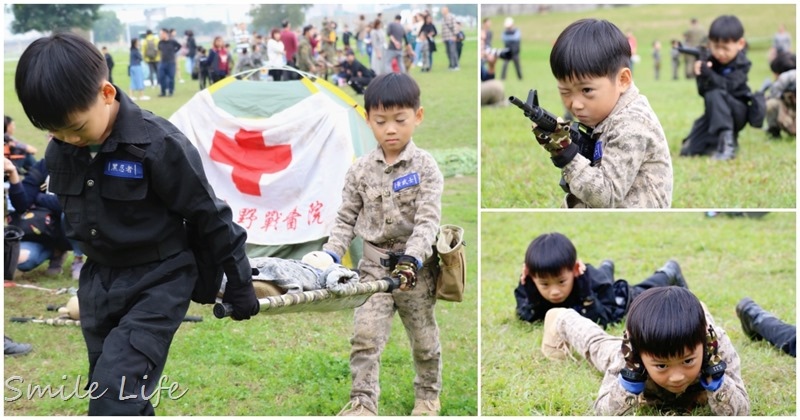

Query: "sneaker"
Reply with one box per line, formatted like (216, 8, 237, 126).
(71, 255, 85, 280)
(657, 260, 688, 289)
(541, 307, 572, 360)
(4, 336, 32, 356)
(45, 251, 66, 276)
(140, 95, 151, 101)
(337, 400, 376, 416)
(411, 399, 440, 416)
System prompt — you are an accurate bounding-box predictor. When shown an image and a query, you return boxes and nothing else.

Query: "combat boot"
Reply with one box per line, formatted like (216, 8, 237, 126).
(4, 336, 32, 357)
(411, 398, 440, 416)
(657, 260, 688, 289)
(712, 130, 736, 160)
(541, 308, 572, 360)
(337, 399, 376, 416)
(736, 297, 767, 341)
(599, 259, 615, 281)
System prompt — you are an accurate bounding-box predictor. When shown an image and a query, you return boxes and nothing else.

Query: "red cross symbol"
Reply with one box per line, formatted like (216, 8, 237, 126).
(210, 128, 292, 196)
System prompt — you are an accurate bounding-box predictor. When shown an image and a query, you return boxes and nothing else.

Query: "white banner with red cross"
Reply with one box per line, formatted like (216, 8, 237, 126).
(170, 88, 355, 245)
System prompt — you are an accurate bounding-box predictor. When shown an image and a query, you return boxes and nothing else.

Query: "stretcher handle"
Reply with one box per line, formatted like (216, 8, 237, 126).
(213, 276, 402, 319)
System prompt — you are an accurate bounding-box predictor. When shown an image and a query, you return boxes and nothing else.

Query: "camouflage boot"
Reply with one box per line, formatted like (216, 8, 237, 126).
(541, 308, 572, 360)
(411, 398, 441, 416)
(337, 399, 376, 416)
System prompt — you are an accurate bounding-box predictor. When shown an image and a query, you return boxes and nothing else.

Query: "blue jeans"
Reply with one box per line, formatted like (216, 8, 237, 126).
(158, 61, 176, 95)
(17, 242, 52, 272)
(414, 41, 423, 65)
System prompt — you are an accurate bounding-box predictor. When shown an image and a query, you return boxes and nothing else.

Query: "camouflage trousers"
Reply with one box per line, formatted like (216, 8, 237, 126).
(766, 97, 796, 135)
(348, 257, 441, 414)
(555, 308, 625, 375)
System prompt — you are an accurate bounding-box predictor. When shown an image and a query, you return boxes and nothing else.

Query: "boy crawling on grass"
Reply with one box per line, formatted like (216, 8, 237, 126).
(541, 286, 749, 415)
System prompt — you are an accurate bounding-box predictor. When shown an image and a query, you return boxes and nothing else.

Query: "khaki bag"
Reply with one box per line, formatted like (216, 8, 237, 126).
(434, 224, 466, 302)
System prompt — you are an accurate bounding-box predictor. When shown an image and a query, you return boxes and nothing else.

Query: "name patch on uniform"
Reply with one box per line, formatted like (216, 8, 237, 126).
(392, 172, 420, 192)
(593, 140, 603, 161)
(105, 160, 143, 179)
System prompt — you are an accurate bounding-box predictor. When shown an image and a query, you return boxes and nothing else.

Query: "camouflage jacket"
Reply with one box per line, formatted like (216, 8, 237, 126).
(562, 84, 673, 208)
(296, 38, 314, 72)
(323, 140, 443, 263)
(593, 310, 749, 416)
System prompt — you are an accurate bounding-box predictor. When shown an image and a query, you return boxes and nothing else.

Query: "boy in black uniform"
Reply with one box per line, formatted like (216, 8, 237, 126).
(514, 232, 688, 328)
(680, 15, 757, 160)
(15, 32, 259, 415)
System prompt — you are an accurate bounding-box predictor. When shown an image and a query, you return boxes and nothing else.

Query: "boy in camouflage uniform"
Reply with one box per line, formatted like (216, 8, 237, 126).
(312, 73, 444, 416)
(542, 287, 749, 415)
(533, 19, 672, 208)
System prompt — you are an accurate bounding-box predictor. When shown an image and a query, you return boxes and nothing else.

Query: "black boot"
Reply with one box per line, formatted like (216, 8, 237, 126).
(736, 297, 767, 341)
(712, 130, 736, 160)
(656, 260, 688, 288)
(598, 259, 615, 281)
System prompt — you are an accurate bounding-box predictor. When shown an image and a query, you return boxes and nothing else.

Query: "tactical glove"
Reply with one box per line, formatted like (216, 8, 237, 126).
(532, 120, 574, 154)
(701, 325, 727, 391)
(392, 255, 420, 291)
(223, 282, 260, 321)
(619, 330, 647, 394)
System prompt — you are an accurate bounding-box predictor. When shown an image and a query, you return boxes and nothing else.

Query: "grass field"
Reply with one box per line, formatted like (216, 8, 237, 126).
(480, 211, 796, 415)
(481, 4, 796, 208)
(3, 31, 479, 415)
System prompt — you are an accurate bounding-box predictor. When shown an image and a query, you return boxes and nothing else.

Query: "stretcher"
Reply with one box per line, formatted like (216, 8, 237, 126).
(213, 276, 401, 318)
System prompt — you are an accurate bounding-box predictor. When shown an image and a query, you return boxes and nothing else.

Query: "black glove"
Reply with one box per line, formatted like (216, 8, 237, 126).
(223, 282, 260, 321)
(619, 330, 647, 394)
(392, 255, 419, 291)
(701, 325, 727, 391)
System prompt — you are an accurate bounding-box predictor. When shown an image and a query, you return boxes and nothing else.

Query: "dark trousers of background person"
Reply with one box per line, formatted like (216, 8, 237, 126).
(445, 40, 459, 69)
(501, 53, 522, 80)
(79, 251, 195, 415)
(347, 76, 374, 94)
(680, 89, 748, 156)
(199, 69, 210, 90)
(268, 69, 283, 82)
(147, 61, 159, 88)
(158, 61, 176, 96)
(672, 57, 680, 80)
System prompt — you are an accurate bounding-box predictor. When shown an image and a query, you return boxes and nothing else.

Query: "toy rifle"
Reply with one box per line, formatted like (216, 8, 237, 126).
(509, 89, 599, 192)
(677, 43, 710, 61)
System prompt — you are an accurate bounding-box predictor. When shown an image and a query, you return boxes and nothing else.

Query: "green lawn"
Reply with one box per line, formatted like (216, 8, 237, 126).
(481, 4, 796, 208)
(3, 34, 478, 416)
(481, 211, 795, 415)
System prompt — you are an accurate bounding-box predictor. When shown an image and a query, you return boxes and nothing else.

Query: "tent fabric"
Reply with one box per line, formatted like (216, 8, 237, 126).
(170, 72, 376, 246)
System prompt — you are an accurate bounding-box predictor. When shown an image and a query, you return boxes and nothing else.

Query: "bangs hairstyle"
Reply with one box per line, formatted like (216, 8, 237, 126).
(550, 19, 631, 82)
(15, 32, 107, 131)
(364, 73, 421, 113)
(627, 287, 707, 360)
(709, 15, 744, 42)
(524, 232, 577, 277)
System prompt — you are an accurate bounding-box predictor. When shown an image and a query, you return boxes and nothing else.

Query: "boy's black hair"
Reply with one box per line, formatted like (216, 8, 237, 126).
(524, 232, 577, 278)
(302, 25, 313, 36)
(15, 32, 108, 132)
(770, 51, 796, 74)
(626, 287, 707, 360)
(4, 115, 12, 133)
(550, 18, 631, 82)
(708, 15, 744, 42)
(364, 73, 420, 113)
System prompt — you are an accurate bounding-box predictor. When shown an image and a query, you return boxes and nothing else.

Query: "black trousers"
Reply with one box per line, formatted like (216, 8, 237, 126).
(629, 271, 672, 303)
(501, 53, 522, 80)
(756, 315, 797, 357)
(348, 76, 374, 94)
(78, 250, 195, 415)
(680, 89, 748, 156)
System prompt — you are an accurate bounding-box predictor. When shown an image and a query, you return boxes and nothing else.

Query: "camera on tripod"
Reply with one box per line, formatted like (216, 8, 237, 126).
(486, 47, 513, 61)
